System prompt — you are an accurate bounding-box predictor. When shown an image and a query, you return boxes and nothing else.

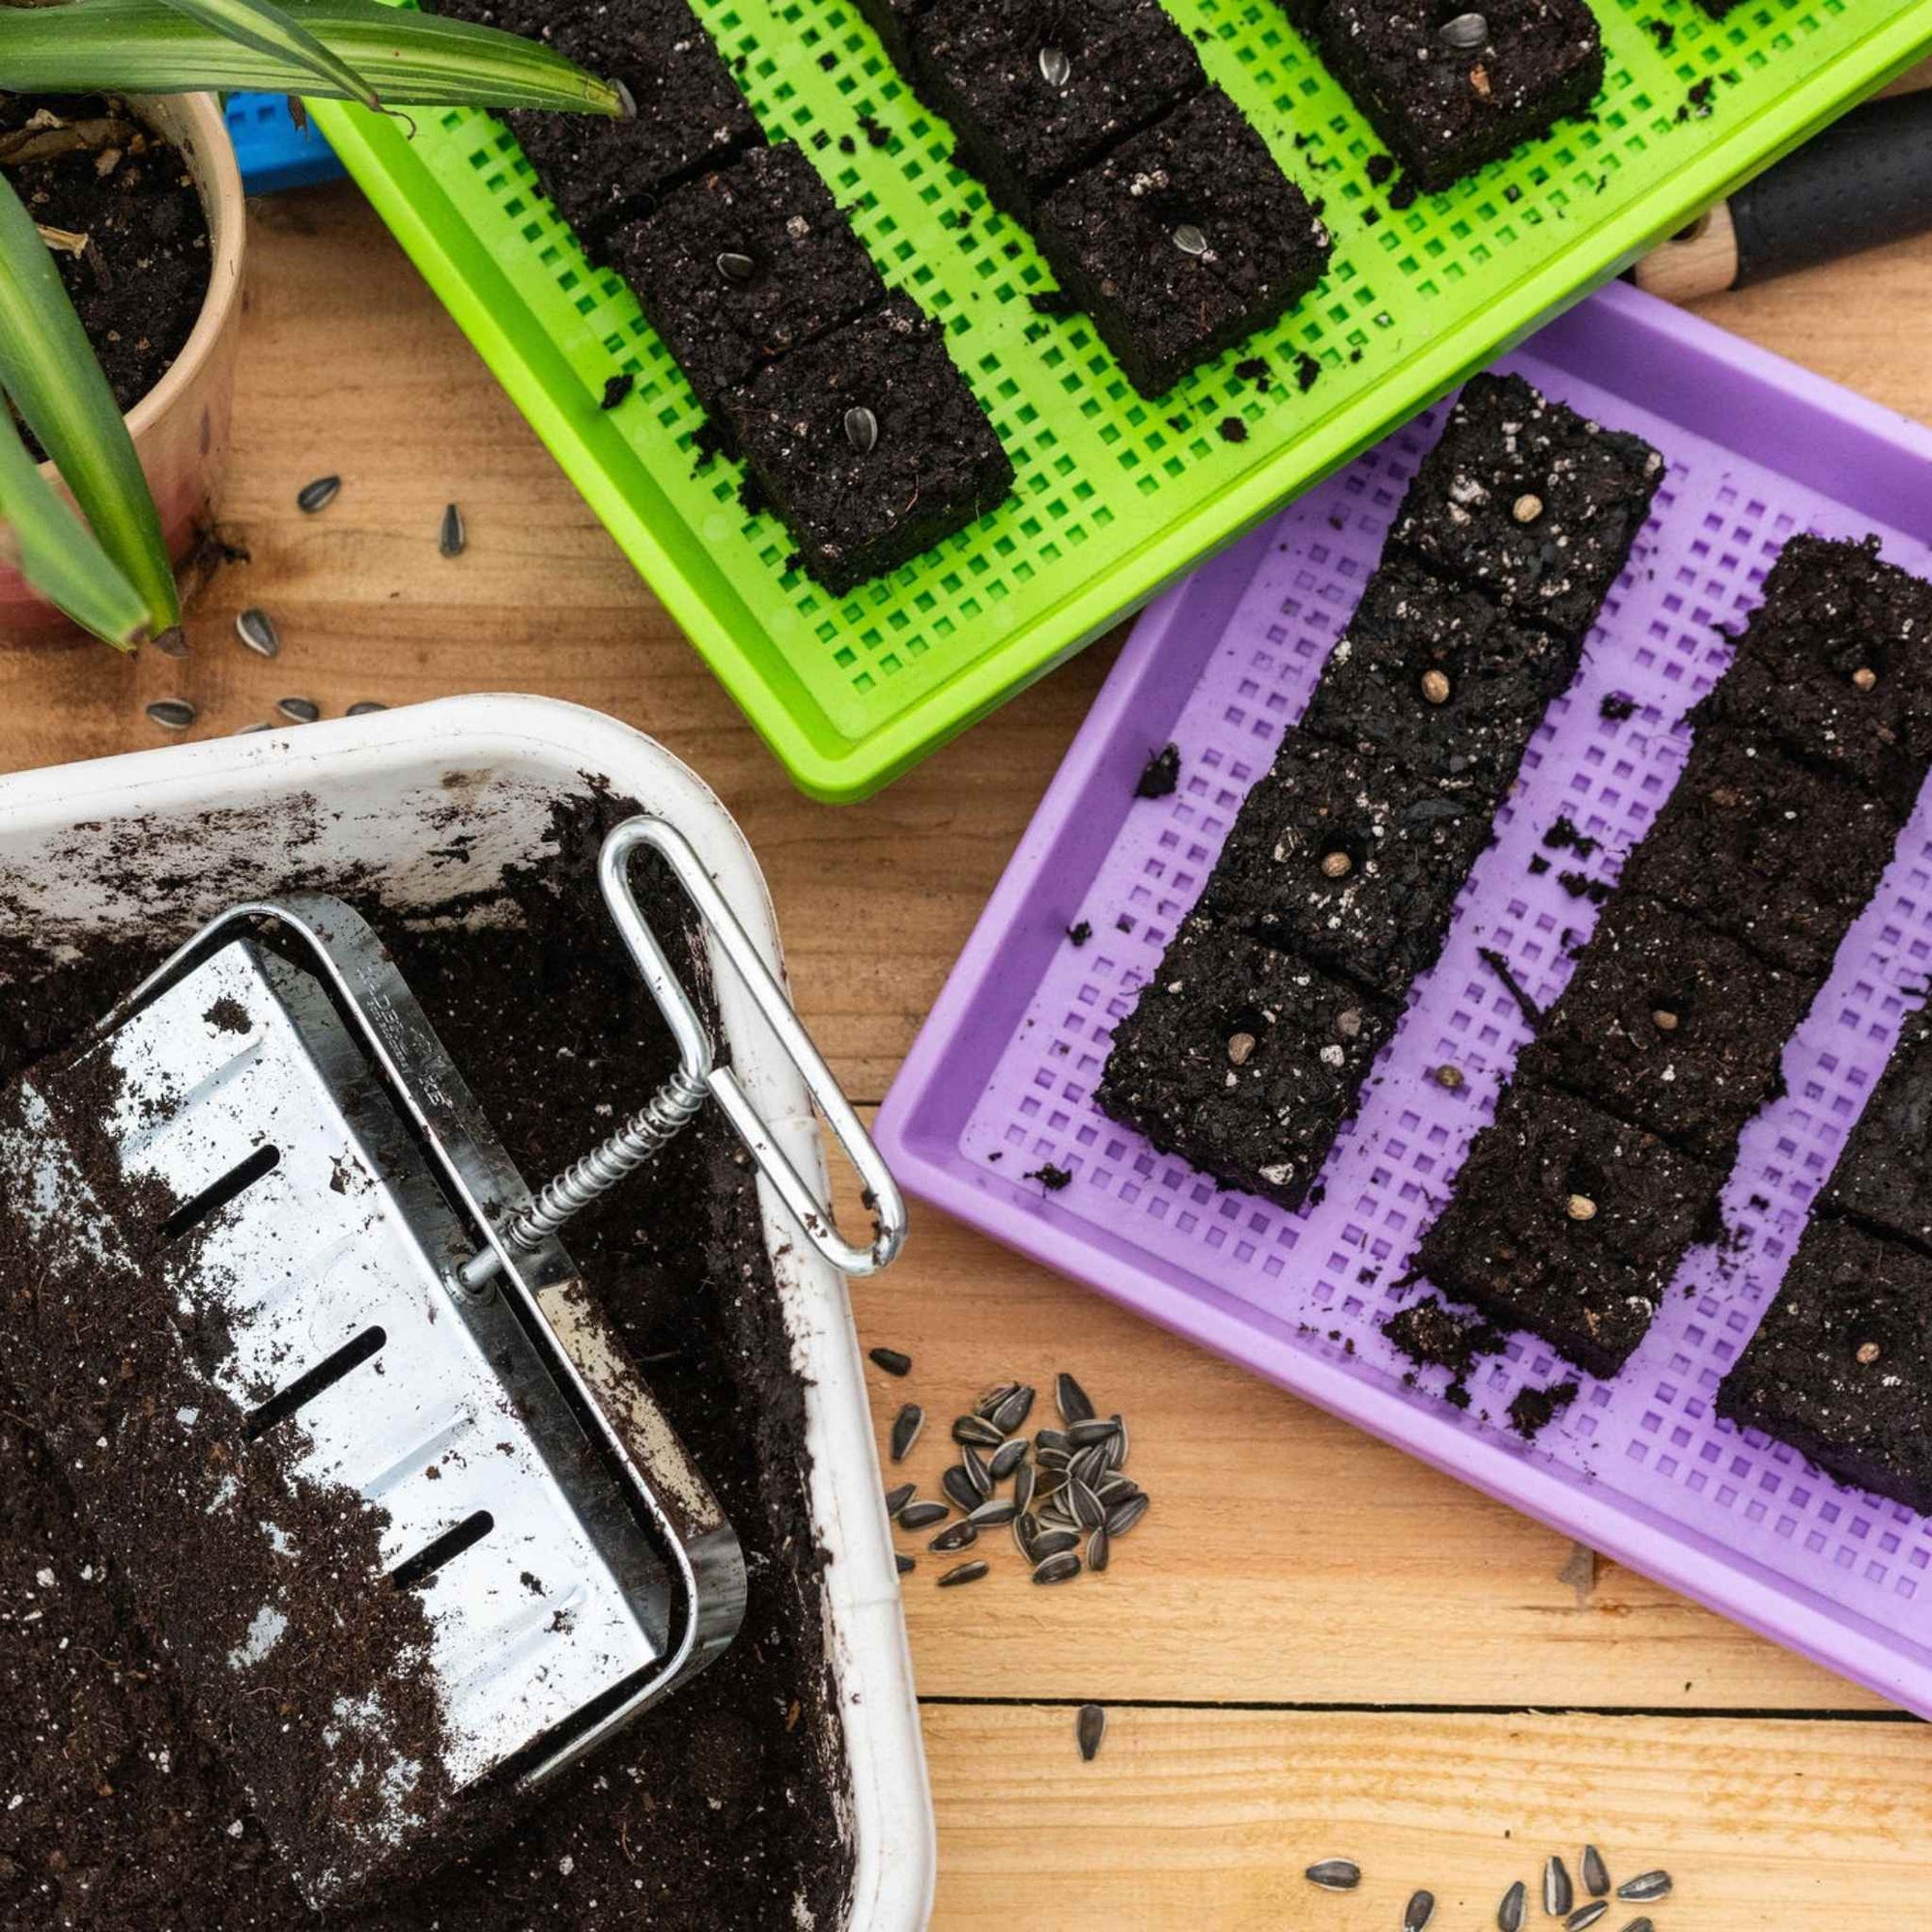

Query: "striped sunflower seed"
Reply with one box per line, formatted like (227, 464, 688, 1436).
(345, 699, 387, 716)
(1012, 1511, 1040, 1562)
(1497, 1880, 1526, 1932)
(868, 1347, 912, 1377)
(1105, 1492, 1150, 1537)
(296, 473, 340, 513)
(967, 1498, 1017, 1527)
(898, 1500, 949, 1530)
(1580, 1847, 1608, 1898)
(1305, 1860, 1361, 1891)
(883, 1482, 915, 1519)
(1067, 1417, 1120, 1447)
(1012, 1463, 1036, 1514)
(1032, 1466, 1068, 1501)
(975, 1381, 1020, 1419)
(275, 696, 321, 724)
(937, 1560, 987, 1588)
(1032, 1550, 1081, 1584)
(890, 1404, 923, 1463)
(1086, 1523, 1110, 1573)
(1106, 1413, 1128, 1469)
(990, 1384, 1035, 1435)
(145, 699, 196, 731)
(1067, 1478, 1106, 1529)
(1036, 1428, 1072, 1456)
(988, 1437, 1029, 1483)
(1055, 1371, 1095, 1425)
(1094, 1473, 1138, 1504)
(941, 1465, 981, 1513)
(1076, 1703, 1105, 1761)
(1071, 1444, 1110, 1489)
(1546, 1857, 1574, 1917)
(1566, 1906, 1606, 1931)
(1030, 1528, 1079, 1561)
(952, 1413, 1005, 1450)
(1620, 1921, 1654, 1932)
(439, 502, 466, 557)
(1614, 1875, 1669, 1904)
(961, 1444, 993, 1497)
(1037, 1447, 1073, 1472)
(234, 721, 274, 735)
(1406, 1890, 1435, 1932)
(235, 607, 279, 658)
(929, 1520, 978, 1553)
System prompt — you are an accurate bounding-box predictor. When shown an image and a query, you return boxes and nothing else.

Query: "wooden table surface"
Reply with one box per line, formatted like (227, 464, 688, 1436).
(5, 185, 1931, 1928)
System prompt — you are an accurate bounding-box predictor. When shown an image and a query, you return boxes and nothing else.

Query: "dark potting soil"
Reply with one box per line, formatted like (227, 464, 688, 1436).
(0, 792, 853, 1930)
(0, 95, 210, 426)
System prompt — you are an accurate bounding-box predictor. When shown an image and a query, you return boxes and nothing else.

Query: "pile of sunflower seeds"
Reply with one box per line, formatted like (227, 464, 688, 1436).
(880, 1369, 1147, 1587)
(1305, 1848, 1671, 1930)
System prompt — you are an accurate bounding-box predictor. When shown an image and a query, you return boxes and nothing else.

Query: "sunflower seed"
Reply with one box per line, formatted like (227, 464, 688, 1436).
(1306, 1861, 1361, 1891)
(1566, 1906, 1606, 1932)
(883, 1481, 915, 1519)
(1546, 1857, 1574, 1917)
(975, 1381, 1020, 1419)
(716, 248, 755, 282)
(297, 473, 340, 513)
(1038, 44, 1070, 87)
(942, 1465, 981, 1512)
(1071, 1444, 1111, 1489)
(1037, 1447, 1072, 1472)
(235, 607, 280, 658)
(1106, 1412, 1129, 1468)
(1030, 1527, 1079, 1561)
(144, 699, 196, 732)
(937, 1560, 987, 1587)
(895, 1552, 914, 1575)
(1498, 1881, 1526, 1932)
(1036, 1427, 1072, 1455)
(1012, 1511, 1040, 1561)
(345, 699, 387, 716)
(234, 721, 275, 735)
(898, 1500, 949, 1530)
(868, 1346, 913, 1377)
(990, 1384, 1036, 1435)
(1076, 1702, 1105, 1760)
(929, 1520, 978, 1553)
(1086, 1523, 1110, 1572)
(1614, 1875, 1669, 1904)
(952, 1413, 1006, 1450)
(1055, 1373, 1095, 1425)
(1067, 1417, 1120, 1447)
(275, 696, 321, 724)
(843, 405, 878, 454)
(1620, 1921, 1654, 1932)
(1067, 1477, 1106, 1528)
(1171, 221, 1208, 256)
(1032, 1550, 1081, 1584)
(439, 501, 466, 557)
(1406, 1890, 1435, 1932)
(151, 626, 189, 658)
(891, 1404, 923, 1462)
(1012, 1463, 1036, 1513)
(968, 1497, 1018, 1527)
(961, 1443, 992, 1496)
(1039, 1501, 1080, 1535)
(1105, 1492, 1150, 1537)
(1095, 1473, 1139, 1503)
(989, 1437, 1029, 1483)
(1439, 10, 1488, 46)
(1580, 1847, 1608, 1898)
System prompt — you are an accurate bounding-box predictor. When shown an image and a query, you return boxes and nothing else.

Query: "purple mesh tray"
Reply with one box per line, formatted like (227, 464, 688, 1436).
(874, 279, 1932, 1718)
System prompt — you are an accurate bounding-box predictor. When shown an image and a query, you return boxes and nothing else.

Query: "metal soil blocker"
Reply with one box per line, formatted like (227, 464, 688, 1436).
(0, 813, 905, 1907)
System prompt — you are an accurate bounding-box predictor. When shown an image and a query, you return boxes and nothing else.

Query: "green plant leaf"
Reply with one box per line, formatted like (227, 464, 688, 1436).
(156, 0, 382, 110)
(0, 403, 151, 650)
(0, 0, 628, 114)
(0, 170, 179, 636)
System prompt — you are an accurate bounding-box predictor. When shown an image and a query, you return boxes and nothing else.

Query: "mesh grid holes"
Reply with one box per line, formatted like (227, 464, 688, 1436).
(956, 343, 1932, 1638)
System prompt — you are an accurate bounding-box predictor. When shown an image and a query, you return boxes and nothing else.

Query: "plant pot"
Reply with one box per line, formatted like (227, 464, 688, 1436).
(0, 90, 246, 648)
(0, 695, 936, 1930)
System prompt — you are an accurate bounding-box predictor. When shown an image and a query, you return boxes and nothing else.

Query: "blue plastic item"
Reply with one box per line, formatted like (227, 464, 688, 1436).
(224, 92, 346, 194)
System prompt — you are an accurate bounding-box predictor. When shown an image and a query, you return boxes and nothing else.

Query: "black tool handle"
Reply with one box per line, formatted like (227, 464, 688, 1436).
(1731, 90, 1932, 287)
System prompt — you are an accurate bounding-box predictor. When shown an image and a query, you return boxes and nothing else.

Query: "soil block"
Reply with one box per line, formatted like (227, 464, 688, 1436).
(1514, 893, 1816, 1162)
(1197, 731, 1494, 1000)
(1417, 1084, 1722, 1378)
(0, 794, 853, 1931)
(719, 292, 1014, 594)
(1319, 0, 1605, 193)
(1718, 1215, 1932, 1516)
(0, 94, 209, 425)
(1822, 1006, 1932, 1251)
(1618, 728, 1901, 977)
(1687, 533, 1932, 819)
(612, 141, 886, 421)
(1095, 916, 1399, 1210)
(910, 0, 1205, 222)
(436, 0, 764, 252)
(1389, 371, 1664, 641)
(1299, 553, 1578, 796)
(1033, 88, 1331, 398)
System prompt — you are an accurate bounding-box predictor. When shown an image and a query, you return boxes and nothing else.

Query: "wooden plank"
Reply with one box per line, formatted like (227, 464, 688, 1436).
(922, 1702, 1932, 1928)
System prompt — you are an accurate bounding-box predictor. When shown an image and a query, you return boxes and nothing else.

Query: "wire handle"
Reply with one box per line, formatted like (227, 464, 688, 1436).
(460, 815, 905, 1291)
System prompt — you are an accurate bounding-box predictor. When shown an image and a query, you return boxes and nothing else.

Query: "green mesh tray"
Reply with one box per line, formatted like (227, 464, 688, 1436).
(312, 0, 1932, 801)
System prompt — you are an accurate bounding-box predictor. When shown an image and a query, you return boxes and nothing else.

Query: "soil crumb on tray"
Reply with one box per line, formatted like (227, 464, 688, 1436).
(0, 93, 210, 424)
(0, 793, 854, 1930)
